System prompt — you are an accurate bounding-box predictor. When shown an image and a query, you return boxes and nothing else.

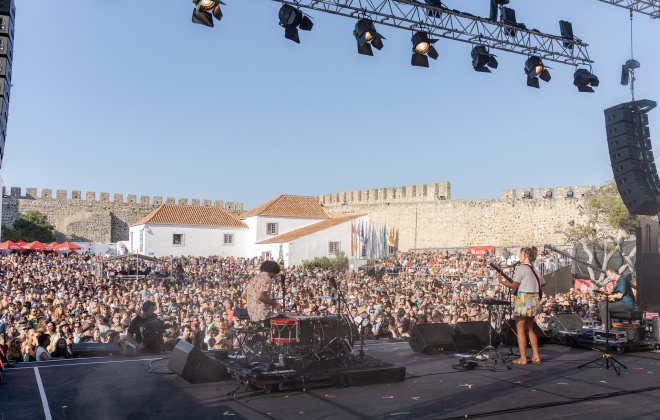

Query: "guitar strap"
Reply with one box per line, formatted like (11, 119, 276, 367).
(527, 264, 543, 301)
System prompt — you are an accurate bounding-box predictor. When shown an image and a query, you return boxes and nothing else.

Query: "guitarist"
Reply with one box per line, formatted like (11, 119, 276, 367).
(497, 247, 545, 365)
(597, 266, 635, 329)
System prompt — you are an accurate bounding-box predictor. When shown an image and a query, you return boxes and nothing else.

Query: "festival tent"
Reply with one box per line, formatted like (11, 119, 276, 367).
(16, 241, 31, 251)
(45, 242, 59, 251)
(0, 241, 20, 250)
(27, 241, 46, 251)
(55, 242, 83, 251)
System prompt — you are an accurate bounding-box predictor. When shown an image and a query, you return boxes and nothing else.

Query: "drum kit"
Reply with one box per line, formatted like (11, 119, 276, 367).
(232, 293, 359, 366)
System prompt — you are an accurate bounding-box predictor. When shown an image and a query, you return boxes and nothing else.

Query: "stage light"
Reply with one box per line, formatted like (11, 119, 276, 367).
(559, 20, 574, 50)
(411, 32, 438, 68)
(471, 46, 498, 73)
(192, 0, 224, 28)
(354, 18, 385, 56)
(573, 68, 599, 93)
(489, 0, 510, 21)
(279, 4, 314, 44)
(524, 56, 551, 89)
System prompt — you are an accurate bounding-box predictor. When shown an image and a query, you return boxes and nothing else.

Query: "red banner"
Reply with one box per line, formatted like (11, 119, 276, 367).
(575, 278, 614, 293)
(468, 246, 495, 256)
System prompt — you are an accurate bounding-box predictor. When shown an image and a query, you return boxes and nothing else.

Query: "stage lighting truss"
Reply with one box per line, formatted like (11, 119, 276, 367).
(354, 18, 386, 56)
(471, 45, 498, 72)
(596, 0, 660, 19)
(273, 0, 593, 67)
(279, 4, 314, 43)
(192, 0, 225, 27)
(411, 31, 438, 67)
(573, 67, 600, 92)
(524, 55, 551, 88)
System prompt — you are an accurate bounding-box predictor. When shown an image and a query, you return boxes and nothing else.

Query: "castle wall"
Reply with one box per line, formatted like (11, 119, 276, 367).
(319, 182, 596, 250)
(2, 188, 244, 243)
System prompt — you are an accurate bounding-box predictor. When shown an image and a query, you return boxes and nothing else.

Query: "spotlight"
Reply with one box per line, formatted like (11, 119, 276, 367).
(471, 46, 498, 73)
(411, 32, 438, 68)
(573, 68, 599, 93)
(279, 4, 313, 44)
(354, 18, 385, 56)
(524, 56, 551, 88)
(192, 0, 225, 28)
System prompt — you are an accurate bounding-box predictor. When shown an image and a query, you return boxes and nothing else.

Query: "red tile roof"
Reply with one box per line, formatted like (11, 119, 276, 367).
(131, 204, 248, 228)
(257, 214, 367, 244)
(240, 195, 329, 220)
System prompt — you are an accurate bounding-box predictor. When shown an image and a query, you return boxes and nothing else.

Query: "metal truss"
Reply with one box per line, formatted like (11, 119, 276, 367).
(274, 0, 593, 66)
(596, 0, 660, 19)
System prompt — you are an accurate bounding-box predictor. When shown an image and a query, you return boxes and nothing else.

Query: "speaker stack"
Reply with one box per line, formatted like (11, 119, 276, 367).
(454, 321, 500, 348)
(605, 100, 659, 215)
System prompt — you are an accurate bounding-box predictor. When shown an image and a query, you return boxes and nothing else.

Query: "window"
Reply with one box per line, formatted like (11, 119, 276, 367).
(262, 251, 272, 260)
(224, 234, 233, 245)
(139, 230, 144, 253)
(329, 242, 341, 255)
(172, 234, 184, 246)
(267, 223, 278, 235)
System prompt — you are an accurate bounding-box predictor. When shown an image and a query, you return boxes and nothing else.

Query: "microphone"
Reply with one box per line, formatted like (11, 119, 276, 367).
(510, 261, 521, 268)
(329, 276, 338, 289)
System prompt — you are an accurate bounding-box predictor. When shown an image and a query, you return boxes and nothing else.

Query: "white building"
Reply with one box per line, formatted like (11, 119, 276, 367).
(128, 195, 366, 265)
(128, 204, 249, 257)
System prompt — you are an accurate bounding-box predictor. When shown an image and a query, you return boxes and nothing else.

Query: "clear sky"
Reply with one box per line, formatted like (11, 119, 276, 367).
(2, 1, 660, 210)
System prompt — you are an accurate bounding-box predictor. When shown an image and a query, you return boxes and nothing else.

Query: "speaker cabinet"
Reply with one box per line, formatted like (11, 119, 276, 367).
(547, 313, 584, 332)
(168, 340, 229, 384)
(408, 323, 455, 353)
(454, 321, 500, 348)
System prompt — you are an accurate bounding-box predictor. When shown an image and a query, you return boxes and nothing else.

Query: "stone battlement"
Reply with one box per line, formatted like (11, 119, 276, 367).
(6, 187, 243, 212)
(318, 182, 596, 205)
(318, 182, 451, 205)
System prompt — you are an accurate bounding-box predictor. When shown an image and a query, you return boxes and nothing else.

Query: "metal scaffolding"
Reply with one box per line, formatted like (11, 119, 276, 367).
(275, 0, 594, 66)
(596, 0, 660, 19)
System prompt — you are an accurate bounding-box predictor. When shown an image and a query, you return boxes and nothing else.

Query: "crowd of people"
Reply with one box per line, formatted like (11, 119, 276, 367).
(0, 248, 612, 365)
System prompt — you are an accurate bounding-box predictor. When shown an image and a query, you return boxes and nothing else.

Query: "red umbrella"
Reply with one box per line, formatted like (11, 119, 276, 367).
(0, 240, 20, 250)
(28, 241, 46, 251)
(16, 241, 31, 250)
(55, 241, 83, 251)
(45, 242, 59, 251)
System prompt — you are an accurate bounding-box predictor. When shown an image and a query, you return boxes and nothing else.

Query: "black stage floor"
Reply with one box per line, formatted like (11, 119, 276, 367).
(2, 341, 660, 419)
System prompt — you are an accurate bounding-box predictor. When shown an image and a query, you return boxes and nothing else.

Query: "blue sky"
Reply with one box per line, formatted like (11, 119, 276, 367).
(2, 1, 660, 210)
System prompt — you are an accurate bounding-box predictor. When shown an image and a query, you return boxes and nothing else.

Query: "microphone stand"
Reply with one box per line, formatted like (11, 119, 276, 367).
(280, 274, 286, 313)
(578, 292, 626, 375)
(329, 276, 353, 361)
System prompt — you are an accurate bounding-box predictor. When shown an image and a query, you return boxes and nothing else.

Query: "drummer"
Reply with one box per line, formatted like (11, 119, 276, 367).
(243, 261, 283, 323)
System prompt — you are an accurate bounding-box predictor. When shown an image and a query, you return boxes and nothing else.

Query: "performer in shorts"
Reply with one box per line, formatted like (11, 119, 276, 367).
(498, 247, 545, 365)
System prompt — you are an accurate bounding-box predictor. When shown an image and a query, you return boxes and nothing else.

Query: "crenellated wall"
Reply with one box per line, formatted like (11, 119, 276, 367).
(319, 182, 598, 250)
(2, 188, 244, 243)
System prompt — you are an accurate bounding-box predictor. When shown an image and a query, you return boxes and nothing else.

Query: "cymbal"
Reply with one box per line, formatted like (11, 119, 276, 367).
(471, 299, 509, 306)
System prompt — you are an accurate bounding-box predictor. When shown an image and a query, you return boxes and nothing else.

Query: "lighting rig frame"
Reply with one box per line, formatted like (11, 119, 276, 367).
(596, 0, 660, 19)
(273, 0, 594, 67)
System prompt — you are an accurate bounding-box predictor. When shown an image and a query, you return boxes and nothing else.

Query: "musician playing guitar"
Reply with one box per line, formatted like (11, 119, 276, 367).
(497, 247, 545, 365)
(597, 266, 635, 329)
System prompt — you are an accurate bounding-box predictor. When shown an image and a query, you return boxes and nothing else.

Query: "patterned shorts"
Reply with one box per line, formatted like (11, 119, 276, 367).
(513, 292, 540, 318)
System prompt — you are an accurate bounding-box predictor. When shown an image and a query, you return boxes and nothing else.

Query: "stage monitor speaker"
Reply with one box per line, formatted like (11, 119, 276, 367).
(408, 323, 455, 353)
(168, 340, 229, 384)
(547, 313, 584, 332)
(454, 321, 500, 348)
(500, 319, 552, 347)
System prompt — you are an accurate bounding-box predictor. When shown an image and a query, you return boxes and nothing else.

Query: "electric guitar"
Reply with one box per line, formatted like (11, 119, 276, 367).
(488, 262, 515, 283)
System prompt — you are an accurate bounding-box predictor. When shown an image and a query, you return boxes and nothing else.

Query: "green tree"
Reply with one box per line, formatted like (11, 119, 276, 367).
(2, 210, 55, 243)
(560, 180, 637, 281)
(302, 251, 349, 271)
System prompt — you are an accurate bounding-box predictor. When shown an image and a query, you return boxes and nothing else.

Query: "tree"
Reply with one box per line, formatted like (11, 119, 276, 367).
(302, 251, 349, 271)
(560, 180, 637, 282)
(2, 210, 55, 243)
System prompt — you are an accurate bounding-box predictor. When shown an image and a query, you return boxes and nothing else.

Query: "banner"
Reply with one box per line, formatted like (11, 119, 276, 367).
(467, 246, 495, 256)
(575, 278, 614, 293)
